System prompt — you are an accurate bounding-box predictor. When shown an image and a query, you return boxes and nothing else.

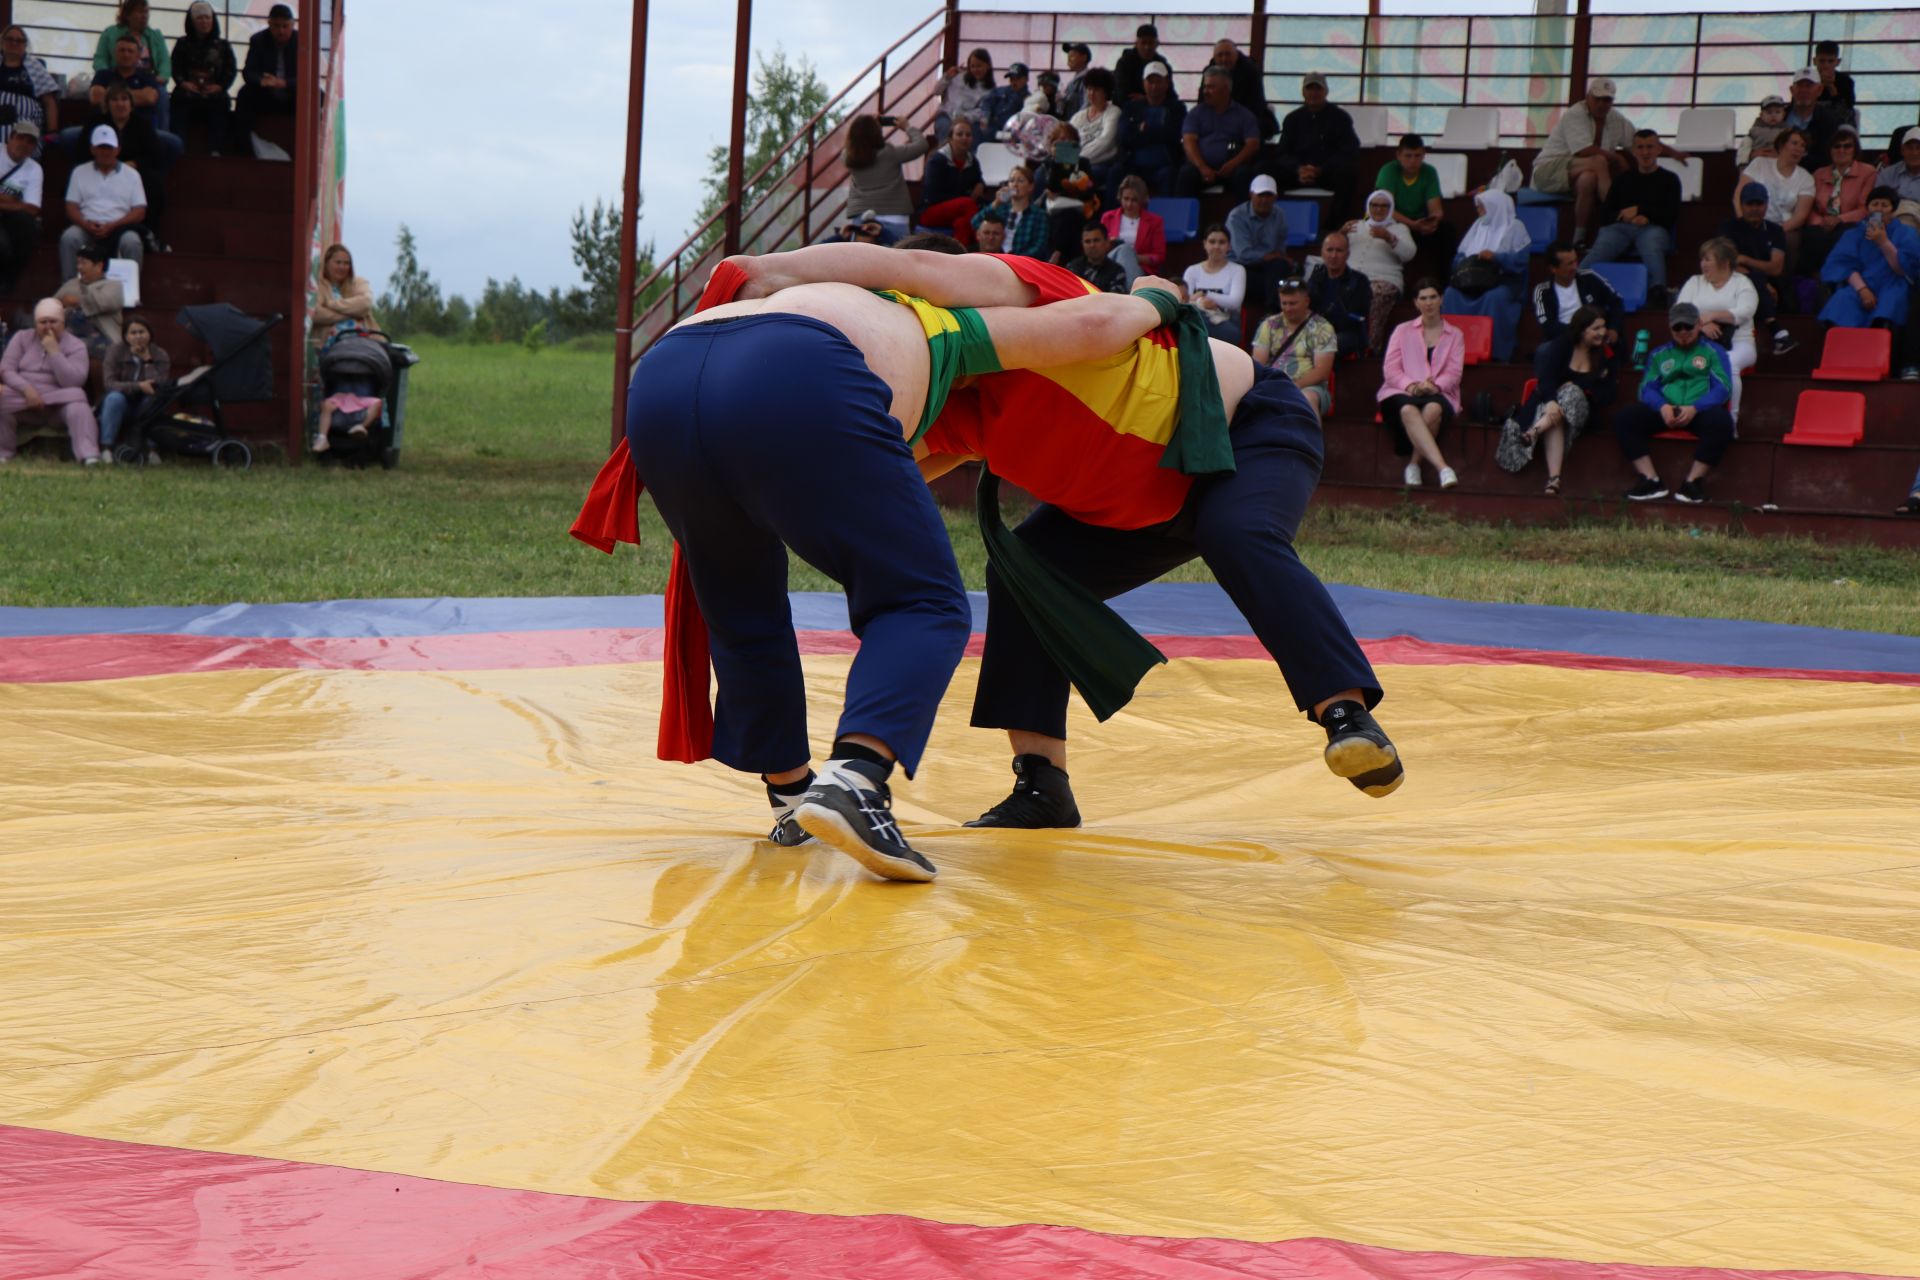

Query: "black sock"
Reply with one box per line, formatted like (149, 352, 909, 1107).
(764, 769, 814, 800)
(830, 739, 893, 777)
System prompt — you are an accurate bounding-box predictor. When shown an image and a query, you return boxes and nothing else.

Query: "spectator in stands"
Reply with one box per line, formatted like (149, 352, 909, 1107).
(1818, 187, 1920, 339)
(0, 121, 43, 297)
(1533, 242, 1623, 345)
(79, 83, 181, 230)
(97, 312, 166, 455)
(1512, 305, 1617, 496)
(1227, 174, 1291, 323)
(1376, 134, 1455, 270)
(1579, 128, 1681, 307)
(1443, 188, 1531, 363)
(1069, 68, 1122, 184)
(60, 126, 146, 283)
(232, 3, 297, 159)
(915, 118, 985, 247)
(934, 48, 994, 142)
(311, 243, 375, 352)
(825, 209, 894, 246)
(0, 299, 101, 465)
(0, 27, 59, 153)
(1803, 126, 1872, 274)
(1208, 40, 1275, 138)
(1114, 24, 1173, 100)
(1875, 128, 1920, 230)
(1721, 182, 1794, 355)
(1100, 175, 1164, 276)
(1616, 301, 1735, 504)
(1737, 127, 1814, 267)
(171, 2, 235, 155)
(1344, 190, 1416, 351)
(94, 1, 170, 130)
(983, 63, 1030, 140)
(1035, 121, 1101, 261)
(1378, 279, 1462, 489)
(1746, 95, 1789, 160)
(1677, 237, 1759, 420)
(1250, 278, 1337, 423)
(1066, 220, 1127, 293)
(1118, 62, 1185, 198)
(1812, 41, 1857, 121)
(843, 114, 927, 225)
(974, 164, 1048, 258)
(1306, 230, 1371, 358)
(1177, 67, 1262, 200)
(56, 242, 125, 356)
(1530, 77, 1635, 248)
(1269, 72, 1359, 213)
(1183, 224, 1246, 331)
(1782, 67, 1844, 170)
(1024, 69, 1062, 120)
(972, 208, 1007, 254)
(89, 33, 164, 128)
(1059, 43, 1092, 120)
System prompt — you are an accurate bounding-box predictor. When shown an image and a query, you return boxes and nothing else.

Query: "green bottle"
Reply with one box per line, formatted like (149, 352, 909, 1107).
(1630, 328, 1651, 371)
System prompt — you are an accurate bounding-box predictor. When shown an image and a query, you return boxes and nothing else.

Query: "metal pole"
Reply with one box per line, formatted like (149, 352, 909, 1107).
(942, 0, 960, 79)
(723, 0, 753, 255)
(611, 0, 649, 447)
(801, 118, 815, 248)
(1249, 0, 1267, 95)
(287, 0, 321, 463)
(1569, 0, 1592, 99)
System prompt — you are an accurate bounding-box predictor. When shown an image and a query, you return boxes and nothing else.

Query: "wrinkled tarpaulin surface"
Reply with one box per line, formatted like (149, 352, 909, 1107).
(2, 585, 1918, 1279)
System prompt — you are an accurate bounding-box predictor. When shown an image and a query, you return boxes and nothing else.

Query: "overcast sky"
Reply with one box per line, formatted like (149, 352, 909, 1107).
(343, 0, 1918, 302)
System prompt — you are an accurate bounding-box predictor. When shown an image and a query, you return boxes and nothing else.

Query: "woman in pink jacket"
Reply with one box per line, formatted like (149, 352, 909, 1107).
(1377, 278, 1463, 488)
(0, 299, 101, 464)
(1100, 175, 1166, 278)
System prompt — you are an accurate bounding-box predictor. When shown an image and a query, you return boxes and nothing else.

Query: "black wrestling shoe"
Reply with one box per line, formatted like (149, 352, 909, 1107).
(1319, 701, 1405, 798)
(794, 760, 937, 882)
(766, 775, 815, 847)
(964, 754, 1082, 828)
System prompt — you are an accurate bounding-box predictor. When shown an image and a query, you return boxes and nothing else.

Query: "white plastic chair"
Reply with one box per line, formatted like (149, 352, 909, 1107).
(977, 146, 1018, 185)
(1432, 106, 1499, 151)
(1348, 104, 1392, 148)
(1658, 155, 1703, 202)
(1676, 107, 1737, 152)
(1428, 151, 1469, 199)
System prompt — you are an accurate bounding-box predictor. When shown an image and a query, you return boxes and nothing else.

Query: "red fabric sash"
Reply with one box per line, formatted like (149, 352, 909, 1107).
(568, 259, 753, 762)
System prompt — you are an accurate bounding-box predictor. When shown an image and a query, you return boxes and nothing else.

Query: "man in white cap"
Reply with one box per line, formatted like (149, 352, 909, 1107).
(1531, 77, 1637, 248)
(0, 298, 101, 465)
(1874, 126, 1920, 230)
(59, 123, 145, 282)
(1783, 65, 1844, 169)
(0, 119, 45, 295)
(1227, 173, 1292, 315)
(1117, 59, 1185, 196)
(1271, 71, 1359, 211)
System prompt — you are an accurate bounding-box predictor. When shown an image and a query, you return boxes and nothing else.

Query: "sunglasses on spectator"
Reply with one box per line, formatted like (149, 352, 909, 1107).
(1671, 322, 1696, 332)
(1278, 278, 1305, 291)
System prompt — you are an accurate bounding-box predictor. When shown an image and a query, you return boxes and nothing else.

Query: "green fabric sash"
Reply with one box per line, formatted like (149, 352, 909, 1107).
(1134, 287, 1235, 477)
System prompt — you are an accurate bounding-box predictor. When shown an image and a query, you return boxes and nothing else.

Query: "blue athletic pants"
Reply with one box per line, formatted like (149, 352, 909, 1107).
(626, 313, 971, 776)
(972, 364, 1382, 740)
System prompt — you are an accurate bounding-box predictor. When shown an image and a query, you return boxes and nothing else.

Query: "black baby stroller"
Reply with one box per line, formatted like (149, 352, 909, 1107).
(114, 304, 284, 469)
(313, 329, 419, 469)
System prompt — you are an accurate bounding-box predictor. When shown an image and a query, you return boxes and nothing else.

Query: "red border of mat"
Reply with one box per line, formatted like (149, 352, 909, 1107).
(4, 628, 1920, 688)
(0, 1125, 1905, 1280)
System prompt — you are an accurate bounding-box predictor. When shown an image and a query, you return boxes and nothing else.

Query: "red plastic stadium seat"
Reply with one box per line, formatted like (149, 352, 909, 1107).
(1810, 327, 1891, 382)
(1781, 389, 1866, 447)
(1444, 314, 1493, 365)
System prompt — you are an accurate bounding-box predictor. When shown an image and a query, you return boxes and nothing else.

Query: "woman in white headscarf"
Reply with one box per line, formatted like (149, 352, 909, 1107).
(1343, 188, 1416, 350)
(1442, 187, 1533, 361)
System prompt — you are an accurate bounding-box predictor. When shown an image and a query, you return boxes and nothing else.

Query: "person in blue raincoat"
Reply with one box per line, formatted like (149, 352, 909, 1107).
(1819, 185, 1920, 329)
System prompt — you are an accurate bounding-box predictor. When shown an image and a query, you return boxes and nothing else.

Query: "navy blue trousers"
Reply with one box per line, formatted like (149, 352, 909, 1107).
(973, 364, 1382, 740)
(626, 314, 971, 777)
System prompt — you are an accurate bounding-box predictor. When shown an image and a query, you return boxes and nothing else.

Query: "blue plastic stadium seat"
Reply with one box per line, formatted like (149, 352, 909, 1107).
(1517, 205, 1559, 253)
(1273, 199, 1320, 247)
(1150, 197, 1201, 244)
(1514, 188, 1570, 206)
(1589, 261, 1649, 312)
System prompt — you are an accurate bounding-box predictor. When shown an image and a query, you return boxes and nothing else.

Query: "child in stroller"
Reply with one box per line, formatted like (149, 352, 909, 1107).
(311, 329, 409, 467)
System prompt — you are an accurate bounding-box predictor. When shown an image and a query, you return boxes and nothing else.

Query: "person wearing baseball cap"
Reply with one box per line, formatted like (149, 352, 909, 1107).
(1873, 127, 1920, 227)
(1116, 58, 1186, 196)
(1747, 94, 1789, 159)
(1716, 180, 1794, 356)
(1059, 42, 1092, 118)
(982, 62, 1031, 139)
(1023, 68, 1063, 119)
(1113, 21, 1172, 100)
(0, 119, 45, 297)
(1783, 64, 1846, 169)
(59, 120, 146, 283)
(1614, 299, 1738, 505)
(1530, 76, 1683, 250)
(1272, 69, 1359, 213)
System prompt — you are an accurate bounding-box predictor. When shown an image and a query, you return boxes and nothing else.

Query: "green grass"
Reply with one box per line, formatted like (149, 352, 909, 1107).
(1, 337, 1916, 634)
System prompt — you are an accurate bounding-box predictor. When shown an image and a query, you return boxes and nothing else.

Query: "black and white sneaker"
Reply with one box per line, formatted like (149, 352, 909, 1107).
(794, 759, 937, 882)
(1772, 328, 1797, 355)
(766, 775, 815, 847)
(1672, 478, 1706, 504)
(964, 754, 1081, 828)
(1626, 475, 1668, 501)
(1319, 701, 1404, 797)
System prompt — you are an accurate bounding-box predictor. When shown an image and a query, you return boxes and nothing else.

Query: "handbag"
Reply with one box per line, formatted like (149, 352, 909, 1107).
(1494, 415, 1535, 473)
(1449, 256, 1501, 298)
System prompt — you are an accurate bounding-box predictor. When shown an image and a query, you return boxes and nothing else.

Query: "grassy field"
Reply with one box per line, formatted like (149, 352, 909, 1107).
(1, 336, 1916, 634)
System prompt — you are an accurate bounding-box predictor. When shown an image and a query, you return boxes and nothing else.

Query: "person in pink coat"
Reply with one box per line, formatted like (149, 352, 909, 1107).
(1100, 175, 1166, 278)
(0, 298, 101, 464)
(1376, 278, 1463, 488)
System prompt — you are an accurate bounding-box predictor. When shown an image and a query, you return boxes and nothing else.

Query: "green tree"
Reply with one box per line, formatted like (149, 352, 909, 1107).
(695, 46, 838, 253)
(376, 224, 446, 337)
